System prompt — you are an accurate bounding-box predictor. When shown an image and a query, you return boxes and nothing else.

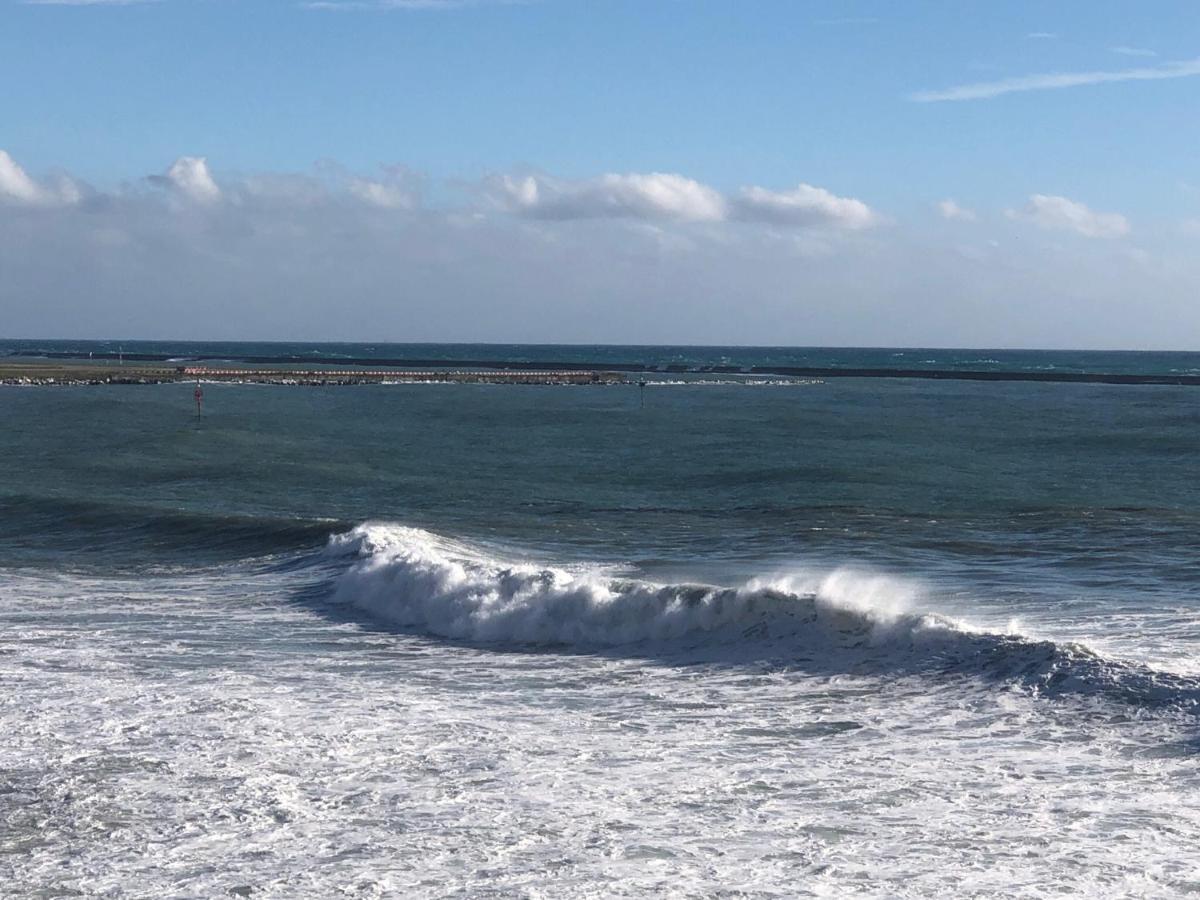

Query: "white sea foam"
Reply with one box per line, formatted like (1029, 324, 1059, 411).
(326, 522, 936, 646)
(4, 559, 1199, 899)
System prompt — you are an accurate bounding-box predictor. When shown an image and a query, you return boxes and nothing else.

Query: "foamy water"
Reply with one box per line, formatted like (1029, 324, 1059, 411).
(3, 527, 1199, 898)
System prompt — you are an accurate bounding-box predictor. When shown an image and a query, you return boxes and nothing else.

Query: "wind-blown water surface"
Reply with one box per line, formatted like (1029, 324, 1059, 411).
(2, 342, 1198, 897)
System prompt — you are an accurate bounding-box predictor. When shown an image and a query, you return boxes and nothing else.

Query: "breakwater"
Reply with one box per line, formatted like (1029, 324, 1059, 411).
(177, 367, 623, 385)
(10, 350, 1200, 385)
(0, 362, 623, 386)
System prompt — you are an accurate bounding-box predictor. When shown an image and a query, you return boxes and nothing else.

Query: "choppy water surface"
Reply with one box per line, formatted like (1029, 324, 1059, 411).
(2, 344, 1199, 897)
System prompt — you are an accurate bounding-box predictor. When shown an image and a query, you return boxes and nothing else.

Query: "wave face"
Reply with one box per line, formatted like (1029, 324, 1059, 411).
(325, 523, 1200, 708)
(0, 495, 343, 570)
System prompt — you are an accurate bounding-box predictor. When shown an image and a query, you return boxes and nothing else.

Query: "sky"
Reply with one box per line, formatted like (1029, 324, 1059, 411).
(1, 0, 1199, 347)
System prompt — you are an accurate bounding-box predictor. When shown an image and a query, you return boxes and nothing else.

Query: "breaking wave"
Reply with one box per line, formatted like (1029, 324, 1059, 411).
(322, 523, 1200, 708)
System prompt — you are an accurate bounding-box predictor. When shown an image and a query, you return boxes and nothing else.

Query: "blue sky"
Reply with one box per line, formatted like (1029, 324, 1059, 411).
(2, 0, 1200, 346)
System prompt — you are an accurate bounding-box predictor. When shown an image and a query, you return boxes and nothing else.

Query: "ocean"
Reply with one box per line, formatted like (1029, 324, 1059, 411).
(2, 341, 1199, 897)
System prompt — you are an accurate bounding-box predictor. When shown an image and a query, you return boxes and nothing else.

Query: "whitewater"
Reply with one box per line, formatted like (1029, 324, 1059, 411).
(327, 523, 1200, 706)
(3, 522, 1198, 898)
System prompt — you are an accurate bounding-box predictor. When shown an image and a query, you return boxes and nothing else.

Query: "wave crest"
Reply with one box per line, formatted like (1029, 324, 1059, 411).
(326, 523, 933, 646)
(323, 523, 1200, 708)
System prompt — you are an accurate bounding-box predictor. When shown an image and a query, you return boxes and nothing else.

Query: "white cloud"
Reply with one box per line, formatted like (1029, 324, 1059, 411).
(4, 150, 420, 215)
(0, 151, 45, 205)
(1025, 31, 1057, 40)
(349, 179, 415, 209)
(158, 156, 221, 204)
(347, 166, 421, 209)
(0, 150, 81, 207)
(1111, 46, 1157, 58)
(485, 171, 876, 229)
(909, 56, 1200, 102)
(1010, 194, 1129, 238)
(127, 155, 429, 213)
(3, 157, 1200, 348)
(936, 199, 977, 222)
(485, 172, 728, 222)
(733, 183, 876, 229)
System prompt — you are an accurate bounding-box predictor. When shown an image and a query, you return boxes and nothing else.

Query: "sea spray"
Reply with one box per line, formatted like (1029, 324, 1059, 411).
(323, 523, 1200, 708)
(325, 522, 935, 647)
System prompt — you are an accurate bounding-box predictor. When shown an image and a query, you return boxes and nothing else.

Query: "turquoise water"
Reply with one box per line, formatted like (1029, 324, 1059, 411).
(3, 343, 1199, 897)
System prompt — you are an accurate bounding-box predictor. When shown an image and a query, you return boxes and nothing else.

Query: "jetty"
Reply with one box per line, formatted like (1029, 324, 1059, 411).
(8, 350, 1200, 386)
(0, 360, 623, 386)
(175, 367, 622, 385)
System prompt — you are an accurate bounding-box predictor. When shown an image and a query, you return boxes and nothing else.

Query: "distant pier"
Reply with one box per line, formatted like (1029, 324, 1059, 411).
(0, 361, 624, 386)
(4, 354, 1200, 387)
(176, 367, 623, 385)
(9, 349, 1200, 386)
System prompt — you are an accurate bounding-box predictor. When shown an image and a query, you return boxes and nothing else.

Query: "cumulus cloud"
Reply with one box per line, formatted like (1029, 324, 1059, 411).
(1009, 194, 1130, 238)
(349, 179, 414, 209)
(1, 149, 429, 218)
(909, 56, 1200, 102)
(485, 172, 728, 222)
(733, 183, 876, 229)
(0, 151, 45, 205)
(347, 165, 422, 209)
(0, 150, 872, 233)
(485, 171, 876, 229)
(153, 156, 222, 204)
(0, 150, 81, 207)
(937, 199, 977, 222)
(2, 154, 1199, 348)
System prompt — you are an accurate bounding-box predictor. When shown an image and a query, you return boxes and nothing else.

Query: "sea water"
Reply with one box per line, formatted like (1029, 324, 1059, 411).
(2, 342, 1199, 897)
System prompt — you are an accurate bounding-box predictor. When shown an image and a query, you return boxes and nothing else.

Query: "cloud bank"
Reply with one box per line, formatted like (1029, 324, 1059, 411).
(4, 153, 871, 232)
(2, 150, 1194, 348)
(484, 172, 876, 229)
(486, 172, 728, 223)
